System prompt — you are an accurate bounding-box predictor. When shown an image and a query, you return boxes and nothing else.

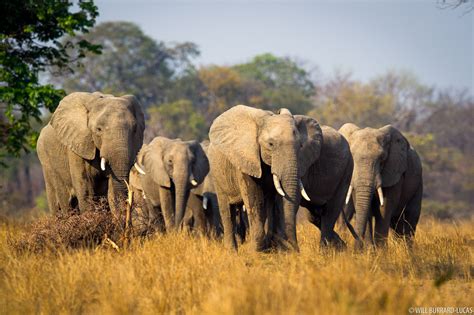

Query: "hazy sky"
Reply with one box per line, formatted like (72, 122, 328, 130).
(96, 0, 473, 92)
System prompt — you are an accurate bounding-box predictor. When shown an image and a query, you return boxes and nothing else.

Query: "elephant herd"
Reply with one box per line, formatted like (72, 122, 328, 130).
(37, 92, 423, 252)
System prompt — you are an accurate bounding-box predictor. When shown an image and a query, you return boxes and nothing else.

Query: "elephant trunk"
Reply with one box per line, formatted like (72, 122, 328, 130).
(173, 166, 191, 228)
(104, 138, 134, 214)
(352, 161, 381, 248)
(273, 148, 300, 251)
(354, 185, 374, 248)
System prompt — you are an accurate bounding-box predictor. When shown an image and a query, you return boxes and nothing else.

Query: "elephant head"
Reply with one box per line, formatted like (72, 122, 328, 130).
(339, 123, 408, 245)
(209, 105, 322, 249)
(50, 92, 145, 211)
(134, 137, 210, 229)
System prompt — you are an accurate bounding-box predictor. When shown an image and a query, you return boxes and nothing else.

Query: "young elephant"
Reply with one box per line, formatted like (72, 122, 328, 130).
(37, 92, 145, 214)
(339, 124, 423, 248)
(130, 137, 209, 232)
(183, 141, 223, 238)
(209, 105, 322, 252)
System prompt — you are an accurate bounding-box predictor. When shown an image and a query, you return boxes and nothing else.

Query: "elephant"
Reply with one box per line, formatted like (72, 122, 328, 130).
(339, 123, 423, 248)
(37, 92, 145, 214)
(208, 105, 322, 252)
(182, 141, 223, 238)
(129, 136, 210, 232)
(282, 122, 353, 249)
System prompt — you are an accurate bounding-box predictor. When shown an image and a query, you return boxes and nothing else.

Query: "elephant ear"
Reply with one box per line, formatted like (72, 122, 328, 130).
(380, 125, 408, 187)
(49, 92, 99, 160)
(339, 123, 360, 142)
(209, 105, 269, 178)
(189, 141, 210, 184)
(294, 115, 323, 175)
(121, 95, 145, 155)
(142, 138, 171, 188)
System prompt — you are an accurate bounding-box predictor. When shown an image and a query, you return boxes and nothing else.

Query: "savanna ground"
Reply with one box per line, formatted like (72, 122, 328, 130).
(0, 216, 472, 315)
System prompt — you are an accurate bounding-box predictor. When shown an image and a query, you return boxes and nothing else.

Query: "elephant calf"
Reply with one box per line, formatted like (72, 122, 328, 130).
(129, 137, 209, 233)
(340, 123, 423, 248)
(183, 141, 223, 238)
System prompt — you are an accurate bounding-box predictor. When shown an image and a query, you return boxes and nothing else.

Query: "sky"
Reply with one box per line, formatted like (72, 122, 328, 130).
(95, 0, 473, 92)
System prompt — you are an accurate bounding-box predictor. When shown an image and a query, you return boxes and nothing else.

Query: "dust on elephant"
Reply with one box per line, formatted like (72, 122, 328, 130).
(339, 123, 423, 248)
(208, 105, 322, 252)
(37, 92, 145, 214)
(130, 137, 209, 232)
(183, 141, 223, 238)
(288, 121, 353, 249)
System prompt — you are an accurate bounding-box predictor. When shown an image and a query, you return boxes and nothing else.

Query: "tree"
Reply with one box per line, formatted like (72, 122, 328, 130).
(146, 100, 207, 141)
(234, 53, 315, 114)
(309, 72, 395, 128)
(0, 0, 100, 164)
(54, 21, 200, 108)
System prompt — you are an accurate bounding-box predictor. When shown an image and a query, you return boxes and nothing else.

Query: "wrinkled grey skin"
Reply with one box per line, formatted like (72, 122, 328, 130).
(208, 105, 323, 252)
(279, 123, 353, 249)
(37, 92, 145, 214)
(339, 123, 423, 248)
(130, 137, 209, 232)
(183, 141, 223, 238)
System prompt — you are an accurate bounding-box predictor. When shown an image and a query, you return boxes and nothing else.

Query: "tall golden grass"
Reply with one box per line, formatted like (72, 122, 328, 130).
(0, 217, 472, 314)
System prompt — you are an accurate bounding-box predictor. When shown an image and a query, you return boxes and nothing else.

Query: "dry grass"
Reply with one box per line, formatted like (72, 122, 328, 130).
(0, 217, 472, 314)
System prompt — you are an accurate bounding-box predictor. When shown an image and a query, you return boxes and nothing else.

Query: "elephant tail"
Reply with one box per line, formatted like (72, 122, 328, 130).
(341, 204, 360, 241)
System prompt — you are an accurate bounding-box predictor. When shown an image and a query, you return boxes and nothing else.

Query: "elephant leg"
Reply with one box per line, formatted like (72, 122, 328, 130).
(188, 194, 207, 236)
(399, 184, 423, 245)
(68, 152, 95, 212)
(216, 190, 237, 251)
(239, 175, 266, 252)
(43, 168, 60, 213)
(209, 195, 223, 238)
(320, 206, 346, 250)
(264, 196, 280, 248)
(158, 187, 175, 232)
(365, 216, 374, 245)
(374, 183, 402, 247)
(321, 176, 350, 249)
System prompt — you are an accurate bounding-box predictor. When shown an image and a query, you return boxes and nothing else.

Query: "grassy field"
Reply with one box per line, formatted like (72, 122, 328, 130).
(0, 217, 472, 314)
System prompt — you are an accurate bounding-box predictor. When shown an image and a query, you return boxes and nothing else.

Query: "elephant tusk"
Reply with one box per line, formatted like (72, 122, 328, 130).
(134, 162, 146, 175)
(202, 195, 208, 210)
(100, 157, 106, 171)
(190, 172, 198, 186)
(377, 187, 384, 206)
(299, 180, 311, 201)
(345, 185, 353, 204)
(242, 205, 247, 212)
(142, 191, 147, 200)
(273, 174, 285, 197)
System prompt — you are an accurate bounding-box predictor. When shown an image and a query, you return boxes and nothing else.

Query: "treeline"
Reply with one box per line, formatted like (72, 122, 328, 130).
(1, 22, 472, 220)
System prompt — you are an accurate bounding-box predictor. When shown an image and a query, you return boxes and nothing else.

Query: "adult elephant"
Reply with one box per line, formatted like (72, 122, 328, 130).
(208, 105, 322, 252)
(37, 92, 145, 214)
(130, 137, 209, 232)
(286, 122, 353, 249)
(339, 123, 423, 248)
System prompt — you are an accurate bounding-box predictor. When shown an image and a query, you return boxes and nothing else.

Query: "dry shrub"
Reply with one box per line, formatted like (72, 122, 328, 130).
(8, 200, 126, 253)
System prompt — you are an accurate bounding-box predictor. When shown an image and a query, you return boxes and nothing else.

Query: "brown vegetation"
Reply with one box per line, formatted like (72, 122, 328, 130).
(1, 216, 472, 314)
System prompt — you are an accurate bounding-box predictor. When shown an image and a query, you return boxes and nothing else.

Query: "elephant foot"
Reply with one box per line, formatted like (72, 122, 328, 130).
(320, 232, 346, 251)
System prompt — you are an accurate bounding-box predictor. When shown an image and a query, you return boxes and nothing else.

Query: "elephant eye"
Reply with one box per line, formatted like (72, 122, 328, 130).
(269, 142, 274, 147)
(96, 127, 102, 132)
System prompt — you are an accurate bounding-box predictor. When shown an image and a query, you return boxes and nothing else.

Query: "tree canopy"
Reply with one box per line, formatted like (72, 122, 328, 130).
(54, 21, 200, 107)
(0, 0, 100, 164)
